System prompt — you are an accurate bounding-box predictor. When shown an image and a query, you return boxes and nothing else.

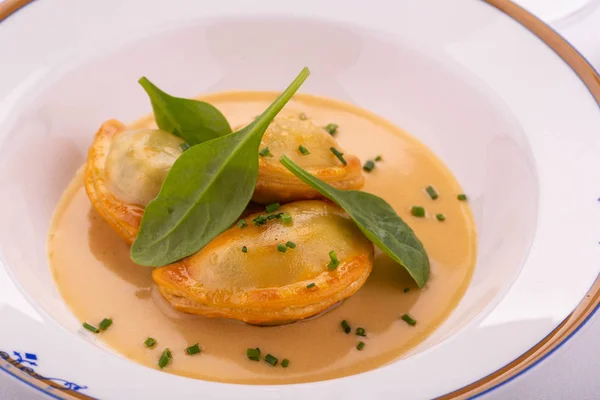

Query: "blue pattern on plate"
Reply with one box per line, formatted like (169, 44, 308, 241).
(0, 350, 88, 393)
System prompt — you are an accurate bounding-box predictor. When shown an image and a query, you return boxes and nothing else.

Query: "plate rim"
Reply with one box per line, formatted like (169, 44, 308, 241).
(0, 0, 599, 399)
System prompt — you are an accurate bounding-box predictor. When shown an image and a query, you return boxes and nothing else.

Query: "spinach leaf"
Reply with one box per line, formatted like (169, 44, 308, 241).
(280, 155, 430, 288)
(138, 77, 232, 145)
(131, 68, 310, 266)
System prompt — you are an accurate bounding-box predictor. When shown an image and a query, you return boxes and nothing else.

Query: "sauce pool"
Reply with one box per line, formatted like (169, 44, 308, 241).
(48, 92, 477, 384)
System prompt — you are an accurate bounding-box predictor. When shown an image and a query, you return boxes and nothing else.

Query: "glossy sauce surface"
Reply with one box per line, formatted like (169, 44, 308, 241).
(48, 92, 477, 384)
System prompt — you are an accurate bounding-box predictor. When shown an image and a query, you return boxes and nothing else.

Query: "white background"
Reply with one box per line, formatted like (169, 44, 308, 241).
(1, 1, 600, 399)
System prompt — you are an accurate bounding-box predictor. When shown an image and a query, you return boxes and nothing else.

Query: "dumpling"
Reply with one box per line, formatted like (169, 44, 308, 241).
(104, 125, 184, 206)
(85, 115, 364, 245)
(253, 116, 364, 204)
(152, 200, 374, 324)
(85, 119, 184, 244)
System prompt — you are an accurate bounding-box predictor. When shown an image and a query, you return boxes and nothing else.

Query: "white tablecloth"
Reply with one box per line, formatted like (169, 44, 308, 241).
(487, 3, 600, 399)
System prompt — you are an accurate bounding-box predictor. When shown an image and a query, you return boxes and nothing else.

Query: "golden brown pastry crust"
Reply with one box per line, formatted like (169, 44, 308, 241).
(254, 155, 364, 204)
(84, 120, 143, 245)
(152, 201, 374, 324)
(252, 116, 365, 204)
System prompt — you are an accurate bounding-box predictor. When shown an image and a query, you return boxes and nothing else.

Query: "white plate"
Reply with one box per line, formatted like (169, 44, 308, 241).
(0, 0, 599, 399)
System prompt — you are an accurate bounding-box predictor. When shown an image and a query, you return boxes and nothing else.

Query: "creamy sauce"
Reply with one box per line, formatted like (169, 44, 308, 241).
(48, 92, 477, 384)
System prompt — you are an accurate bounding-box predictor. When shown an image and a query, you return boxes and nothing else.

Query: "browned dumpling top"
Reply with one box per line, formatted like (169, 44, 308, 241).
(152, 200, 374, 325)
(253, 116, 364, 204)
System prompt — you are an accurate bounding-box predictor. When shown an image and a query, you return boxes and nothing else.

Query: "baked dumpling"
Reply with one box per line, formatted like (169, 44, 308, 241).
(152, 200, 374, 324)
(85, 115, 364, 244)
(85, 120, 154, 244)
(253, 116, 364, 204)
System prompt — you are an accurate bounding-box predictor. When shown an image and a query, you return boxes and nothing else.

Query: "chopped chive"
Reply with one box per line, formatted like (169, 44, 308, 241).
(158, 348, 172, 369)
(253, 215, 267, 226)
(246, 347, 261, 361)
(298, 112, 308, 120)
(185, 343, 201, 356)
(286, 241, 296, 249)
(144, 337, 157, 348)
(306, 282, 316, 289)
(330, 147, 347, 166)
(401, 314, 417, 326)
(403, 288, 410, 293)
(426, 186, 439, 200)
(298, 145, 310, 155)
(357, 341, 365, 351)
(356, 327, 366, 337)
(327, 250, 340, 270)
(179, 142, 191, 152)
(266, 203, 280, 213)
(281, 358, 290, 368)
(83, 322, 99, 334)
(375, 155, 383, 162)
(281, 213, 293, 224)
(264, 354, 278, 366)
(242, 246, 248, 253)
(277, 243, 287, 253)
(237, 219, 248, 229)
(98, 318, 112, 331)
(324, 123, 339, 135)
(259, 147, 273, 157)
(341, 320, 351, 334)
(363, 160, 375, 172)
(411, 206, 425, 218)
(457, 194, 468, 201)
(436, 213, 446, 222)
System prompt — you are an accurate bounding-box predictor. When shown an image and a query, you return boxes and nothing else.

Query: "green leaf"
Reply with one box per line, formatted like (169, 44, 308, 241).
(131, 68, 310, 266)
(138, 77, 232, 145)
(279, 155, 430, 288)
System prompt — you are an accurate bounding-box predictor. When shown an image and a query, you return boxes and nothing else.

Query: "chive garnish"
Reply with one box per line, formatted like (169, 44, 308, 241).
(324, 123, 339, 135)
(253, 215, 267, 226)
(356, 327, 366, 337)
(277, 243, 287, 253)
(327, 250, 340, 270)
(286, 241, 296, 249)
(363, 160, 375, 173)
(298, 145, 310, 155)
(237, 219, 248, 229)
(436, 213, 445, 222)
(403, 288, 410, 293)
(144, 337, 157, 348)
(242, 246, 248, 253)
(265, 354, 278, 366)
(98, 318, 112, 331)
(158, 348, 172, 369)
(185, 343, 201, 356)
(401, 314, 417, 326)
(457, 194, 468, 201)
(267, 214, 278, 220)
(411, 206, 425, 218)
(306, 282, 316, 289)
(281, 358, 290, 368)
(357, 341, 365, 351)
(375, 155, 383, 162)
(281, 213, 293, 224)
(180, 142, 191, 152)
(330, 147, 347, 166)
(341, 320, 351, 334)
(259, 147, 273, 157)
(426, 186, 438, 200)
(298, 112, 308, 120)
(246, 348, 261, 361)
(83, 322, 99, 334)
(266, 203, 280, 213)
